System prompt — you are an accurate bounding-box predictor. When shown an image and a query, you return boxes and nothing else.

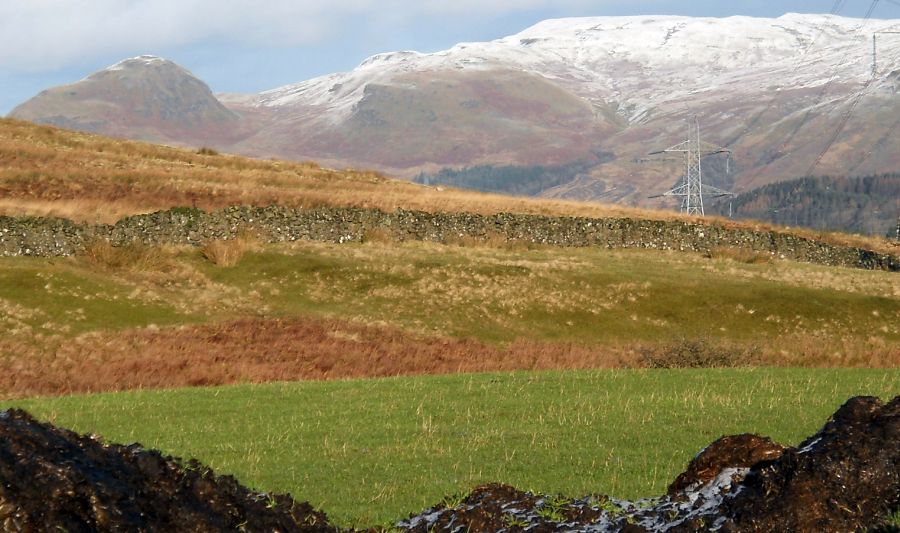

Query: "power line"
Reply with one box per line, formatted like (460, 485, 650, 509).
(847, 46, 900, 173)
(805, 0, 885, 176)
(722, 0, 850, 149)
(768, 0, 881, 170)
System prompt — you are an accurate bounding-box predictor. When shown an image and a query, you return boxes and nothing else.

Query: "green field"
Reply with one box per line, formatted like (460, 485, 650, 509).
(9, 369, 899, 527)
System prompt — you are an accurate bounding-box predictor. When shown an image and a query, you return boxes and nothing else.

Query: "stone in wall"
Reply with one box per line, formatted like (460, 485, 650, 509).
(0, 207, 897, 271)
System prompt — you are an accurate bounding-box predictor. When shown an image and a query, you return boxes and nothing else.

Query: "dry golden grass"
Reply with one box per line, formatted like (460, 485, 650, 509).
(1, 118, 894, 254)
(200, 234, 259, 267)
(79, 239, 166, 271)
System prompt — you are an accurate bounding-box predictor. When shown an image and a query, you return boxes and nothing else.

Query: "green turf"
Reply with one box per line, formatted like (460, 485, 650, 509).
(187, 242, 900, 345)
(0, 257, 192, 336)
(1, 243, 897, 348)
(8, 368, 899, 527)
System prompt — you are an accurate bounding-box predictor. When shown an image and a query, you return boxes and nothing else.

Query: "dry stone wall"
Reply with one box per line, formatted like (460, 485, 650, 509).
(1, 206, 897, 271)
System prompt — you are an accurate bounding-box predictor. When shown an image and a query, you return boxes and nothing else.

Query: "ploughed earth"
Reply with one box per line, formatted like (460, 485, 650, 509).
(0, 396, 897, 532)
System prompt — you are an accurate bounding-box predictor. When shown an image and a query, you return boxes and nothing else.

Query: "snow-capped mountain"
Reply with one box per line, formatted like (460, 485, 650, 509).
(257, 14, 879, 122)
(11, 14, 900, 207)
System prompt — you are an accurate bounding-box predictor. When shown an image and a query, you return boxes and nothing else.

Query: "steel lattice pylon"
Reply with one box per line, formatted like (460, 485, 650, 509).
(649, 116, 733, 216)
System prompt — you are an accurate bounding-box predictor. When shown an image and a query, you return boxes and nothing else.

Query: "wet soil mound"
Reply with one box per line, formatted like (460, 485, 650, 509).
(400, 395, 900, 532)
(0, 396, 897, 532)
(0, 409, 336, 532)
(666, 434, 785, 495)
(721, 395, 900, 532)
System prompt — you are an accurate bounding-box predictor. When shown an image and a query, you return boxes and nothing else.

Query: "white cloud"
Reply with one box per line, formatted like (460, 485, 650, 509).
(0, 0, 600, 71)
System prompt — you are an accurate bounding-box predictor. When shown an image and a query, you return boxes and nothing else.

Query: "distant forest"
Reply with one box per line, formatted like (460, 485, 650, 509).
(709, 173, 900, 238)
(416, 166, 898, 238)
(412, 162, 591, 197)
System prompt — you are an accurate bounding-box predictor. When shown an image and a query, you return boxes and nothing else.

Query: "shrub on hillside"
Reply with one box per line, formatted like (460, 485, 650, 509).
(200, 234, 258, 267)
(79, 239, 164, 271)
(642, 338, 757, 368)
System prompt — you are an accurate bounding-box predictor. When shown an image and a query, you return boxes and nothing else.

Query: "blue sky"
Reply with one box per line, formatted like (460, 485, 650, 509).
(2, 0, 900, 114)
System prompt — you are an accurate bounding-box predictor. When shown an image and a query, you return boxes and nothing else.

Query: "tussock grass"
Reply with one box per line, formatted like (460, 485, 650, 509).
(200, 234, 259, 267)
(360, 227, 394, 244)
(79, 239, 166, 271)
(708, 246, 773, 265)
(8, 369, 899, 526)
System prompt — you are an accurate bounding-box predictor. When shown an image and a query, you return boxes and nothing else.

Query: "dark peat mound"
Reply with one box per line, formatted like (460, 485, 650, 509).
(0, 409, 336, 532)
(0, 395, 897, 532)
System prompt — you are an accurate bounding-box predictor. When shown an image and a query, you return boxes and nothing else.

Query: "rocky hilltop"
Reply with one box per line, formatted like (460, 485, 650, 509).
(10, 55, 246, 145)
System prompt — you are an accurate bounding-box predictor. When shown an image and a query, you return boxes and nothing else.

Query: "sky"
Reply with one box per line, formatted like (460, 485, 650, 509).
(2, 0, 900, 114)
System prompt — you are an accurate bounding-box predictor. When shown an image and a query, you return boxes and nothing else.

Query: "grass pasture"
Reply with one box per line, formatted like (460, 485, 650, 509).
(9, 368, 899, 526)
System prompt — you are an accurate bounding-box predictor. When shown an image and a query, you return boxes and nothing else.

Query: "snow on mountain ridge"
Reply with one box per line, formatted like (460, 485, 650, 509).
(254, 13, 900, 126)
(104, 55, 172, 72)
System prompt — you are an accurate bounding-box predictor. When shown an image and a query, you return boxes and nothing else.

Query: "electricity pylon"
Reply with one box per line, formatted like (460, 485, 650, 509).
(648, 116, 733, 216)
(873, 30, 900, 77)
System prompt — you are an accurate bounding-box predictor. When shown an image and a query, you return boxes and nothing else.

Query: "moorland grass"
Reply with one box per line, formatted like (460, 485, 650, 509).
(9, 368, 900, 526)
(0, 241, 896, 398)
(2, 241, 896, 347)
(0, 256, 193, 336)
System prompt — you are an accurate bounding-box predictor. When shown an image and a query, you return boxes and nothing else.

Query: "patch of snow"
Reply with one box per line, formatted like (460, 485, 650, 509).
(798, 437, 823, 454)
(247, 13, 900, 128)
(105, 55, 169, 72)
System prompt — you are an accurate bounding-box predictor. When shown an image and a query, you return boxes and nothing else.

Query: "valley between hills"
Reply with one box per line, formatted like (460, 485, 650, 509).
(1, 13, 899, 530)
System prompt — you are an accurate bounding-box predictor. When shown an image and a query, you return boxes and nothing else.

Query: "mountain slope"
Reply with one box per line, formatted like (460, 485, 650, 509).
(9, 15, 900, 209)
(10, 56, 246, 145)
(230, 68, 619, 169)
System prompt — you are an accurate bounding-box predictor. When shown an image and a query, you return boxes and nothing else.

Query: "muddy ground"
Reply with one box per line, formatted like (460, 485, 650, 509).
(0, 396, 897, 532)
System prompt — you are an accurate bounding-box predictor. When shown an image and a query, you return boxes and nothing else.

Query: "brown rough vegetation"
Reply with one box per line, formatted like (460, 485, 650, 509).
(1, 316, 896, 400)
(0, 317, 640, 399)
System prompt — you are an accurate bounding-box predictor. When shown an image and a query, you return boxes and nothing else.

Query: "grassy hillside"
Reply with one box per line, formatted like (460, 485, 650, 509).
(1, 118, 895, 254)
(1, 116, 898, 530)
(1, 239, 897, 398)
(0, 117, 663, 225)
(9, 369, 899, 526)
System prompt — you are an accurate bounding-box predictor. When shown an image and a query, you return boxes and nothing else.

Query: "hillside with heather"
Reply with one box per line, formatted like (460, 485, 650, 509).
(10, 14, 900, 215)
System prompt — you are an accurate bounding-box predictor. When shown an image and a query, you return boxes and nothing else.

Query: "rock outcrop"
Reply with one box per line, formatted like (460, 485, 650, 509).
(1, 206, 897, 271)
